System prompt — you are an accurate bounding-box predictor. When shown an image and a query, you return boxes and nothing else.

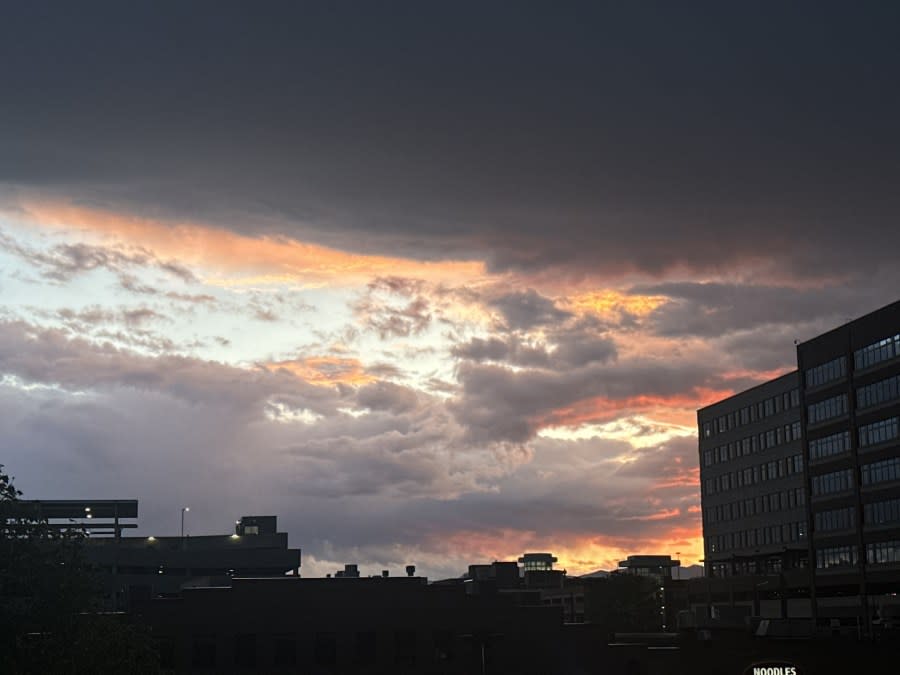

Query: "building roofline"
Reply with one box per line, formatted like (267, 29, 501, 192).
(697, 368, 798, 415)
(797, 298, 900, 348)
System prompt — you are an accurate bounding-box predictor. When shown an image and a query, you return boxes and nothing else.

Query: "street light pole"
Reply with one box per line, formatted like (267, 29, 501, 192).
(181, 507, 190, 538)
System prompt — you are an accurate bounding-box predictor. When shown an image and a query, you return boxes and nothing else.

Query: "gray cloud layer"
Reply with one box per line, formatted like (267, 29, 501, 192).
(2, 3, 899, 277)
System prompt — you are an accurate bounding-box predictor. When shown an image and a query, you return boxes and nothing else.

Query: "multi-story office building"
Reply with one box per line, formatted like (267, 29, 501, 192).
(697, 299, 900, 628)
(797, 299, 900, 626)
(698, 372, 806, 578)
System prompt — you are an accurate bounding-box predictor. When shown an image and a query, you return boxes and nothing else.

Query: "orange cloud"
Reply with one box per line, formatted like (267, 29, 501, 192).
(532, 387, 732, 430)
(265, 357, 377, 387)
(652, 467, 700, 490)
(426, 526, 704, 574)
(564, 289, 668, 320)
(18, 200, 486, 287)
(719, 367, 795, 384)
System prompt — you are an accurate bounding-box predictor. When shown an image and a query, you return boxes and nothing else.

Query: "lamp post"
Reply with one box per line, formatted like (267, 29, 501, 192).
(675, 552, 681, 580)
(181, 507, 190, 538)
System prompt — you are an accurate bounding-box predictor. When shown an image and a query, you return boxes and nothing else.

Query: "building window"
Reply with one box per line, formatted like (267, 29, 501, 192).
(273, 634, 297, 667)
(857, 374, 900, 410)
(234, 634, 256, 669)
(866, 540, 900, 565)
(855, 333, 900, 370)
(805, 356, 847, 388)
(809, 431, 851, 461)
(814, 506, 856, 532)
(816, 545, 858, 569)
(433, 630, 454, 664)
(192, 635, 217, 669)
(864, 498, 900, 527)
(811, 469, 854, 496)
(314, 633, 337, 666)
(807, 394, 848, 425)
(861, 457, 900, 485)
(354, 631, 377, 666)
(395, 631, 417, 666)
(858, 417, 899, 449)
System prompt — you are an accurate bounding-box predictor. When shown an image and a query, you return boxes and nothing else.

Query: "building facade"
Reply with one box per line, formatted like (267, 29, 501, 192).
(797, 299, 900, 627)
(698, 371, 807, 578)
(697, 299, 900, 629)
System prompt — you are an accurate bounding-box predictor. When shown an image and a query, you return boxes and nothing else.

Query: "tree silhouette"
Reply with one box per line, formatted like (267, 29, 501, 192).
(0, 465, 157, 673)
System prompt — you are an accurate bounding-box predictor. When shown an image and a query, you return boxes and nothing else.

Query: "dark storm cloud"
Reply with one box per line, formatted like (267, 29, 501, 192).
(488, 289, 573, 331)
(451, 358, 717, 444)
(2, 3, 899, 276)
(451, 336, 551, 368)
(634, 282, 900, 338)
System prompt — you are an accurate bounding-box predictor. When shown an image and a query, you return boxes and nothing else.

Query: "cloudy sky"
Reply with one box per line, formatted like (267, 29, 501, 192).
(2, 2, 899, 579)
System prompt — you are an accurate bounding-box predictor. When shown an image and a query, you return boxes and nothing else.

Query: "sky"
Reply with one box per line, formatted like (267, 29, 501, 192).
(2, 2, 900, 579)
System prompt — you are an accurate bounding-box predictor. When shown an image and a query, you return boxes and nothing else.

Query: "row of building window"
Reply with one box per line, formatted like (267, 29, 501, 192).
(702, 422, 803, 467)
(814, 506, 856, 532)
(808, 394, 848, 425)
(805, 356, 847, 389)
(855, 332, 900, 371)
(858, 416, 899, 448)
(707, 521, 807, 553)
(867, 540, 900, 565)
(807, 418, 898, 463)
(807, 501, 900, 532)
(809, 430, 851, 461)
(815, 542, 900, 569)
(857, 374, 900, 410)
(708, 558, 793, 577)
(816, 545, 857, 569)
(704, 455, 804, 496)
(811, 458, 900, 497)
(705, 487, 806, 525)
(701, 389, 801, 438)
(861, 456, 900, 486)
(864, 498, 900, 527)
(811, 469, 854, 496)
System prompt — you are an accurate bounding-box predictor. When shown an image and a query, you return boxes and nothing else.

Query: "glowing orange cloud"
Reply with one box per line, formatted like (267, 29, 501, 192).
(426, 526, 705, 574)
(532, 387, 734, 431)
(652, 467, 700, 490)
(18, 200, 486, 287)
(564, 289, 668, 320)
(719, 367, 795, 384)
(265, 357, 377, 387)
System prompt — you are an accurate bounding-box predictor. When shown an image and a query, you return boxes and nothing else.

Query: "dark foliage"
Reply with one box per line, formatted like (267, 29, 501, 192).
(0, 465, 157, 674)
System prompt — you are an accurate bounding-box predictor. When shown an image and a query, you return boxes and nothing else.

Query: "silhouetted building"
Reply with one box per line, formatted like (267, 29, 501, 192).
(797, 299, 900, 630)
(143, 576, 563, 673)
(11, 498, 138, 537)
(617, 554, 681, 579)
(697, 299, 900, 631)
(698, 371, 806, 578)
(11, 500, 302, 610)
(518, 552, 557, 571)
(334, 563, 360, 578)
